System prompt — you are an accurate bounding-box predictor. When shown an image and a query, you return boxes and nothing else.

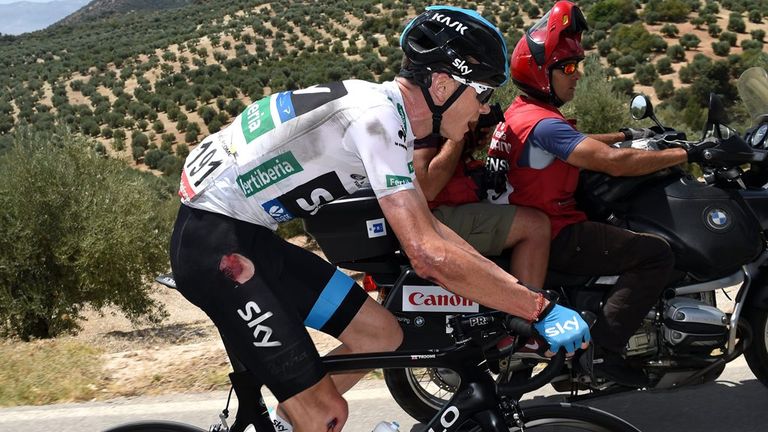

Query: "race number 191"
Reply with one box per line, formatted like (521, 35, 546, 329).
(180, 139, 225, 200)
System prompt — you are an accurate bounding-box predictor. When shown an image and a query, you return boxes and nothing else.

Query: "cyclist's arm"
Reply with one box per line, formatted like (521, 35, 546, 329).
(377, 187, 547, 322)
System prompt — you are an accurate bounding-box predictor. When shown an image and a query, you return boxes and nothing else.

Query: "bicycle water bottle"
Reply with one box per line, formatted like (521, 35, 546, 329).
(371, 421, 400, 432)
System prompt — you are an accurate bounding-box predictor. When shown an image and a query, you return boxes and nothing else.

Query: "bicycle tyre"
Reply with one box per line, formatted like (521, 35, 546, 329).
(102, 421, 206, 432)
(470, 403, 641, 432)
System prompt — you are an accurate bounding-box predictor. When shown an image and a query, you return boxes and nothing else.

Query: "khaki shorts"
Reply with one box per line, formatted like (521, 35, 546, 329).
(432, 203, 517, 256)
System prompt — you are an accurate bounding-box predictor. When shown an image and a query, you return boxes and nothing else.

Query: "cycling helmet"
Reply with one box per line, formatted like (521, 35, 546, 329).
(511, 1, 588, 106)
(400, 6, 509, 136)
(401, 6, 509, 87)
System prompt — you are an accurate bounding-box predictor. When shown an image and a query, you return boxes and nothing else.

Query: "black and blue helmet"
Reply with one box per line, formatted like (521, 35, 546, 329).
(400, 6, 509, 87)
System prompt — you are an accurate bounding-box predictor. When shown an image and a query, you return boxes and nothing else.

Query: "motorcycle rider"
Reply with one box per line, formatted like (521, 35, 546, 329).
(486, 1, 711, 386)
(413, 127, 551, 288)
(170, 6, 590, 432)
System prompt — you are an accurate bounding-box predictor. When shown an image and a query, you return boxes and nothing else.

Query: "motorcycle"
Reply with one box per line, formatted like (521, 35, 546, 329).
(303, 67, 768, 423)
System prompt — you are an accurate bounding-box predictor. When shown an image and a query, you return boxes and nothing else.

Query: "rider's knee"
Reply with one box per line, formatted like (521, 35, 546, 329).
(637, 234, 674, 265)
(516, 207, 551, 241)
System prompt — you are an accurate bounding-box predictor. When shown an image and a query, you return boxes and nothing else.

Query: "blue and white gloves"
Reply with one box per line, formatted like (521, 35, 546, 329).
(533, 303, 591, 353)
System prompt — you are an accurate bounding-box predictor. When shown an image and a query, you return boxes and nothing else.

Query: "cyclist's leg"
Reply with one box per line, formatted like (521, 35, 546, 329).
(170, 205, 347, 432)
(270, 238, 403, 395)
(325, 296, 403, 393)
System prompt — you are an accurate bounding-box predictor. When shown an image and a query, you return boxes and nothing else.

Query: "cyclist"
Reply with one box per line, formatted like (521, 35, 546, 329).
(170, 6, 590, 432)
(485, 1, 708, 385)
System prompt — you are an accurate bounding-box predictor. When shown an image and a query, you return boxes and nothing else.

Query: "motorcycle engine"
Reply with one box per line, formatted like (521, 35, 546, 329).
(661, 297, 728, 354)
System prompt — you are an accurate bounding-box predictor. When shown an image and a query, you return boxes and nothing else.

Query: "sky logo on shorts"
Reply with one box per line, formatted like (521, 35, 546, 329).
(262, 199, 295, 223)
(238, 152, 304, 197)
(386, 175, 412, 187)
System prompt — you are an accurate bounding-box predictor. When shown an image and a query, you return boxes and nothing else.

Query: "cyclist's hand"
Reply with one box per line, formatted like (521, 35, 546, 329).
(533, 304, 591, 355)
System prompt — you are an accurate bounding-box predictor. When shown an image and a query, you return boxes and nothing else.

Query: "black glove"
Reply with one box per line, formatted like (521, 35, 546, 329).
(620, 127, 657, 141)
(683, 137, 719, 163)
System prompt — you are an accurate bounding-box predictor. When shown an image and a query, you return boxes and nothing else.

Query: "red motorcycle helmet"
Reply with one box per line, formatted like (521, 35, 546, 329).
(511, 1, 588, 105)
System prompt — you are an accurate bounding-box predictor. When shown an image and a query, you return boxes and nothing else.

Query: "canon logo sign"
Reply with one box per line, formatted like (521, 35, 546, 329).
(402, 285, 479, 313)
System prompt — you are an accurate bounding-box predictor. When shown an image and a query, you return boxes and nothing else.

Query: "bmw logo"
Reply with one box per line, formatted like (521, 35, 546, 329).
(704, 207, 731, 231)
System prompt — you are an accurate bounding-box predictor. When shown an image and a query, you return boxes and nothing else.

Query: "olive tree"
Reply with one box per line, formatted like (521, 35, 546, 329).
(0, 127, 175, 340)
(563, 55, 627, 134)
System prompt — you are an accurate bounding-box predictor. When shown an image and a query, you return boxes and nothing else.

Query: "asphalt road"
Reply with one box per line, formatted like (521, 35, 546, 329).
(0, 356, 765, 432)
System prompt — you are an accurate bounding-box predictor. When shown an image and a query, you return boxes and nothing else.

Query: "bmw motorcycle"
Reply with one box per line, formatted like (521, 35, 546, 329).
(303, 67, 768, 423)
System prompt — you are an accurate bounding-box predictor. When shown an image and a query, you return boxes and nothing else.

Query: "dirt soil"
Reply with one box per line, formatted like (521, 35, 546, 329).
(72, 235, 370, 398)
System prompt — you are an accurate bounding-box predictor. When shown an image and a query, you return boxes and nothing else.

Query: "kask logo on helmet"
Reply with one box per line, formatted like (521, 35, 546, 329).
(429, 12, 468, 35)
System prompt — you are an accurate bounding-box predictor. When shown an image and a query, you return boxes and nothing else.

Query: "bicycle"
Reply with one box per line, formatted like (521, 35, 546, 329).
(104, 278, 640, 432)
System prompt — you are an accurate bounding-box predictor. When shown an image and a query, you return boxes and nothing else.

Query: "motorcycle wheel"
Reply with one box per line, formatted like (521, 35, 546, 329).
(383, 362, 536, 424)
(743, 307, 768, 387)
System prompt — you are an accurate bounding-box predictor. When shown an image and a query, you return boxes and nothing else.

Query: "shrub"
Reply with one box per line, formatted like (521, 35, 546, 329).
(132, 145, 145, 161)
(680, 33, 701, 49)
(144, 149, 168, 169)
(667, 44, 686, 62)
(660, 23, 680, 38)
(741, 39, 763, 50)
(588, 0, 638, 25)
(616, 55, 637, 73)
(653, 78, 675, 99)
(727, 14, 746, 33)
(720, 31, 738, 47)
(751, 29, 765, 42)
(564, 55, 627, 133)
(656, 57, 674, 74)
(708, 23, 722, 37)
(131, 131, 148, 148)
(712, 40, 731, 56)
(635, 64, 658, 85)
(0, 127, 171, 339)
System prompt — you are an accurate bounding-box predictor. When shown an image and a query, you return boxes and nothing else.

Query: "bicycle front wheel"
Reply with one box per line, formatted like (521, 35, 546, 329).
(102, 421, 206, 432)
(473, 403, 640, 432)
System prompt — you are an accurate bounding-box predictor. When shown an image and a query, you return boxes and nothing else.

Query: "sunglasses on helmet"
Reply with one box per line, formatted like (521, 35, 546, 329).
(451, 75, 496, 104)
(555, 61, 580, 76)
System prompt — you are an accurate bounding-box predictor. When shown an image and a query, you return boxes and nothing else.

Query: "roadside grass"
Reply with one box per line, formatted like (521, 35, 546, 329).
(0, 339, 104, 406)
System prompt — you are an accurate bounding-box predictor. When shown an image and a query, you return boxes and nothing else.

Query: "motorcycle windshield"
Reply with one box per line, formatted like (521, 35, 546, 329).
(738, 67, 768, 124)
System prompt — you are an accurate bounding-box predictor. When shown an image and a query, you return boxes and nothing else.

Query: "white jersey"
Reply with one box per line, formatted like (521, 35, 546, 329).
(179, 80, 416, 230)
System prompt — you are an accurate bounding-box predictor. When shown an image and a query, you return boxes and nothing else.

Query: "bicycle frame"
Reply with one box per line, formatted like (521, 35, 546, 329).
(219, 311, 561, 432)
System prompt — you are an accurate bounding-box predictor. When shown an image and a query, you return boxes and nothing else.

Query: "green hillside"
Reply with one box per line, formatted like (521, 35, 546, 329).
(55, 0, 194, 27)
(1, 0, 767, 177)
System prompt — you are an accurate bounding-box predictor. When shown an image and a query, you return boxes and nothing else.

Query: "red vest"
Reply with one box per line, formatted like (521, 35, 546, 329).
(488, 96, 586, 238)
(428, 159, 482, 209)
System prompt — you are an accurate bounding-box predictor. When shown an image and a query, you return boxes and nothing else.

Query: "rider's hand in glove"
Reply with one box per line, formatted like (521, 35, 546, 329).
(533, 302, 591, 355)
(683, 137, 718, 163)
(620, 127, 657, 141)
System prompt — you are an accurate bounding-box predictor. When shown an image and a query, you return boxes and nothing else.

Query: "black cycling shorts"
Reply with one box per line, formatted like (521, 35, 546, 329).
(169, 204, 368, 401)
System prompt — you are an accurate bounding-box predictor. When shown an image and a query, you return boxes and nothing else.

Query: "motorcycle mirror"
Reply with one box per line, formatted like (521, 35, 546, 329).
(630, 94, 665, 130)
(630, 94, 651, 120)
